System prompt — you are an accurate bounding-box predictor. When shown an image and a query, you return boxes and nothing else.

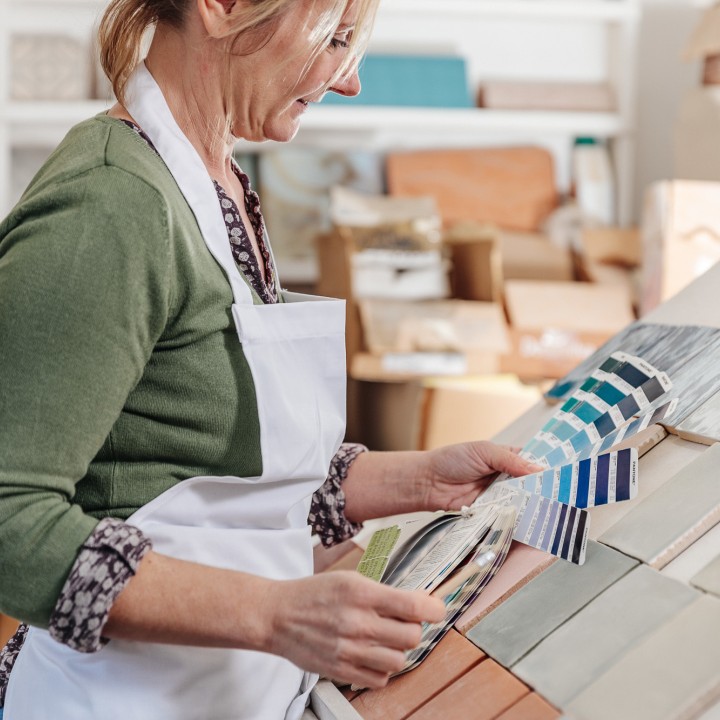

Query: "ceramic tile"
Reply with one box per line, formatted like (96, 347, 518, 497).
(606, 422, 666, 458)
(673, 387, 720, 445)
(696, 698, 720, 720)
(311, 680, 364, 720)
(495, 693, 560, 720)
(513, 565, 698, 707)
(406, 660, 528, 720)
(315, 540, 362, 573)
(324, 545, 365, 573)
(691, 551, 720, 598)
(455, 541, 555, 635)
(465, 541, 637, 668)
(350, 630, 485, 720)
(599, 442, 720, 568)
(661, 523, 720, 585)
(567, 595, 720, 720)
(588, 435, 706, 540)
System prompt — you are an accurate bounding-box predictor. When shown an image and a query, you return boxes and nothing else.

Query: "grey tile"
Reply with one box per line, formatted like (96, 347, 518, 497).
(691, 552, 720, 598)
(465, 541, 637, 668)
(599, 443, 720, 568)
(588, 434, 706, 540)
(567, 595, 720, 720)
(675, 389, 720, 445)
(513, 565, 699, 707)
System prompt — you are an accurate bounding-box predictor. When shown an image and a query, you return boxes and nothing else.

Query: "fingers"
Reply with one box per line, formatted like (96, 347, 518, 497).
(372, 584, 446, 625)
(484, 443, 543, 477)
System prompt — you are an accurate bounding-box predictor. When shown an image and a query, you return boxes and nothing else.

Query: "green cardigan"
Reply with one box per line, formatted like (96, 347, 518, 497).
(0, 116, 266, 626)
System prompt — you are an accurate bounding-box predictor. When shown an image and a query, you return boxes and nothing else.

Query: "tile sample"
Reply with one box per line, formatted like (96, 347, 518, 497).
(546, 323, 720, 426)
(607, 422, 666, 457)
(513, 565, 698, 707)
(455, 542, 555, 634)
(661, 523, 720, 585)
(350, 631, 485, 720)
(599, 442, 720, 568)
(495, 693, 560, 720)
(465, 541, 637, 667)
(324, 545, 365, 573)
(567, 595, 720, 720)
(588, 435, 706, 539)
(311, 680, 364, 720)
(691, 551, 720, 598)
(696, 698, 720, 720)
(407, 660, 528, 720)
(674, 388, 720, 445)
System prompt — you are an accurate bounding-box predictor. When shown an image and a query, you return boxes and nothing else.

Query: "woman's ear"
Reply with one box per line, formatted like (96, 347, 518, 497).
(196, 0, 238, 37)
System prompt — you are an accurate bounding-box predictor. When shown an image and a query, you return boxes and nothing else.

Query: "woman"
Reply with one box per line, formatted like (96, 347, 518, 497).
(0, 0, 537, 718)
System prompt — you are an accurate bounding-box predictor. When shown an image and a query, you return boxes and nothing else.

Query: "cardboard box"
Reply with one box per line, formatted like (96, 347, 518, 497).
(640, 180, 720, 315)
(500, 231, 574, 282)
(504, 280, 635, 335)
(358, 298, 509, 355)
(315, 231, 364, 363)
(386, 147, 559, 232)
(444, 223, 503, 302)
(500, 327, 614, 380)
(581, 227, 642, 267)
(501, 280, 635, 379)
(419, 376, 542, 450)
(346, 378, 425, 451)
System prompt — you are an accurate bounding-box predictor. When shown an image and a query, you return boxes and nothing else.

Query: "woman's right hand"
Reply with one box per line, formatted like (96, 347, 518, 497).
(263, 571, 446, 689)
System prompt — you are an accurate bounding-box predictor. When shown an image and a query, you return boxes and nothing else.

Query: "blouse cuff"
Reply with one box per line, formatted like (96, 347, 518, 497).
(309, 443, 368, 548)
(48, 517, 152, 653)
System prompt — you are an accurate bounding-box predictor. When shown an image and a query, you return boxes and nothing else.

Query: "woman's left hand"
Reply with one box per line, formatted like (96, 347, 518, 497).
(420, 442, 542, 512)
(343, 442, 542, 525)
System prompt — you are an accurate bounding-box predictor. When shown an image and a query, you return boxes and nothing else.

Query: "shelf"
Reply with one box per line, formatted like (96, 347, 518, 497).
(379, 0, 640, 22)
(1, 101, 625, 149)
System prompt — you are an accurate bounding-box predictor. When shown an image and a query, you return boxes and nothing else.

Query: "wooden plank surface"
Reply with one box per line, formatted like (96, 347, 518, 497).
(406, 660, 528, 720)
(350, 630, 485, 720)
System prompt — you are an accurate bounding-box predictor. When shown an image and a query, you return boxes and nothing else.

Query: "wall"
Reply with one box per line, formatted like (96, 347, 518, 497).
(633, 0, 706, 221)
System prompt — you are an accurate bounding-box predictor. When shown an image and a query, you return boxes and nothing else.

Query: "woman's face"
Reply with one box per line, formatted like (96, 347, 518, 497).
(228, 0, 361, 143)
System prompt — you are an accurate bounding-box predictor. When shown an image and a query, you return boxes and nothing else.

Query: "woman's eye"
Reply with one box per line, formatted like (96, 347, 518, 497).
(330, 37, 350, 49)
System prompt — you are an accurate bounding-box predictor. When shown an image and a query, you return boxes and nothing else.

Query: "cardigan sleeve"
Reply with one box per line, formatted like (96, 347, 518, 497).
(309, 443, 368, 547)
(0, 165, 173, 627)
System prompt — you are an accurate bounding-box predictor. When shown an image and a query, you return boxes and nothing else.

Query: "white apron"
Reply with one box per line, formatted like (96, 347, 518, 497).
(4, 62, 347, 720)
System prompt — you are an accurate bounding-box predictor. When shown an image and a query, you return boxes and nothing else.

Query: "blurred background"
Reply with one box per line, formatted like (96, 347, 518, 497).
(2, 0, 719, 453)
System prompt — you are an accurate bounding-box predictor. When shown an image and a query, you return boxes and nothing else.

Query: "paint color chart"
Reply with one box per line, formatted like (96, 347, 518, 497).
(483, 485, 590, 565)
(502, 448, 638, 509)
(480, 352, 676, 566)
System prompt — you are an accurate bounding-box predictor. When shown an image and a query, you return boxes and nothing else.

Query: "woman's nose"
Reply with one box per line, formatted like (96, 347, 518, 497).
(329, 68, 361, 97)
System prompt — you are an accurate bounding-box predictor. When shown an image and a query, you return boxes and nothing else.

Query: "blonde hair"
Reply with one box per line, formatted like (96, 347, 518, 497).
(98, 0, 379, 107)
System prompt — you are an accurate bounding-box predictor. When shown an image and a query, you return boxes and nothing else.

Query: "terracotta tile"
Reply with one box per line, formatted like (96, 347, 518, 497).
(406, 660, 528, 720)
(495, 693, 560, 720)
(315, 539, 363, 573)
(466, 541, 637, 668)
(351, 630, 485, 720)
(588, 435, 706, 540)
(455, 541, 555, 634)
(600, 442, 720, 568)
(513, 565, 698, 707)
(324, 545, 365, 573)
(567, 595, 720, 720)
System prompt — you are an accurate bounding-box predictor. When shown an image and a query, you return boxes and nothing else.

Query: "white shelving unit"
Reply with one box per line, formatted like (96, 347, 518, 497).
(0, 0, 640, 224)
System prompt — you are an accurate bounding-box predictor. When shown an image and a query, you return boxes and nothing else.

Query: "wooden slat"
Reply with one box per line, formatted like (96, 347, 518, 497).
(351, 630, 485, 720)
(406, 659, 528, 720)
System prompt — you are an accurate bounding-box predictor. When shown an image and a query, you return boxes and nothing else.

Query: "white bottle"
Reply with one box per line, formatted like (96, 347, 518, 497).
(572, 138, 616, 226)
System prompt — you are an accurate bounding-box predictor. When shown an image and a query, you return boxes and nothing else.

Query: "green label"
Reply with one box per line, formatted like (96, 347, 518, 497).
(356, 525, 402, 582)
